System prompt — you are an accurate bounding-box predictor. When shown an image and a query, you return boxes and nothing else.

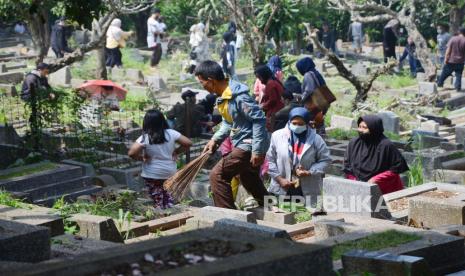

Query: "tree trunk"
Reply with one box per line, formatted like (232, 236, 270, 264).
(130, 10, 149, 47)
(449, 6, 465, 35)
(26, 7, 50, 63)
(95, 48, 107, 79)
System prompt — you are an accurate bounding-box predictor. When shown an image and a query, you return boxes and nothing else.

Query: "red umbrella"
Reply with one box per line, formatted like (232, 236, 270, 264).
(78, 80, 127, 101)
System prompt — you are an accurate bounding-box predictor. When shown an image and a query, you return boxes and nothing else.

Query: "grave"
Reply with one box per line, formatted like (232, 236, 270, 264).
(0, 205, 64, 236)
(351, 62, 368, 77)
(418, 82, 437, 95)
(455, 126, 465, 145)
(0, 83, 17, 96)
(6, 229, 334, 276)
(330, 115, 356, 130)
(419, 120, 439, 133)
(187, 206, 257, 228)
(322, 177, 391, 219)
(409, 196, 465, 229)
(99, 164, 142, 191)
(48, 66, 71, 87)
(145, 75, 167, 91)
(125, 68, 144, 83)
(377, 111, 400, 134)
(0, 219, 50, 262)
(246, 207, 296, 225)
(68, 213, 124, 243)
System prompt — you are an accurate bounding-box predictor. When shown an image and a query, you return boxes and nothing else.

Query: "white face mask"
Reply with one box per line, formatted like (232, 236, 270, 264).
(437, 29, 443, 34)
(289, 124, 307, 134)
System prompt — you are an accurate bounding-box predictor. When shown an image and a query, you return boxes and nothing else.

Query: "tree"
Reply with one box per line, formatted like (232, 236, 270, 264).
(329, 0, 437, 81)
(304, 23, 397, 111)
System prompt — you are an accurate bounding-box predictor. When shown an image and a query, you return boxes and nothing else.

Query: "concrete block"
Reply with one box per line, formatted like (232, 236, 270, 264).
(110, 67, 125, 81)
(377, 111, 400, 134)
(247, 207, 296, 225)
(330, 115, 356, 130)
(69, 214, 124, 243)
(125, 68, 144, 83)
(0, 72, 24, 84)
(213, 218, 291, 239)
(146, 212, 193, 232)
(438, 94, 465, 109)
(455, 126, 465, 145)
(0, 219, 50, 262)
(419, 120, 439, 133)
(146, 75, 166, 91)
(194, 206, 257, 223)
(351, 62, 368, 77)
(433, 170, 465, 184)
(0, 83, 17, 96)
(0, 63, 6, 73)
(418, 82, 437, 95)
(408, 196, 465, 228)
(51, 234, 121, 259)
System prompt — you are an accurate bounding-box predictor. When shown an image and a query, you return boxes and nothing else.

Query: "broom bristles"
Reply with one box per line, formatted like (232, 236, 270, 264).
(164, 152, 211, 202)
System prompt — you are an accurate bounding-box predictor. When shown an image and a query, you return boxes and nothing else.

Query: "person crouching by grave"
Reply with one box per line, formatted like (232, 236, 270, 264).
(166, 90, 206, 138)
(267, 107, 331, 207)
(296, 57, 328, 135)
(399, 37, 424, 78)
(343, 115, 409, 195)
(196, 60, 269, 209)
(50, 17, 72, 58)
(221, 31, 237, 80)
(128, 109, 192, 209)
(105, 18, 133, 68)
(254, 65, 284, 133)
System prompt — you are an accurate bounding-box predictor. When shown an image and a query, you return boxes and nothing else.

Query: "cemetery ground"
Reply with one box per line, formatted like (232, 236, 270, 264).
(5, 36, 465, 275)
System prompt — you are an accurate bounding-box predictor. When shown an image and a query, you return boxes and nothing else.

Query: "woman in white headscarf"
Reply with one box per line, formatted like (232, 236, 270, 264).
(105, 18, 133, 68)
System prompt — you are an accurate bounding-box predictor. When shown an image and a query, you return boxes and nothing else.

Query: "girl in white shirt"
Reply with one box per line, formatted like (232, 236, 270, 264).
(128, 109, 192, 209)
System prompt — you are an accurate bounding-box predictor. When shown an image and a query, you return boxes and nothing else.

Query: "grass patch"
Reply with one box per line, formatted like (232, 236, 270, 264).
(0, 162, 58, 180)
(327, 128, 358, 140)
(384, 131, 403, 142)
(332, 230, 421, 260)
(0, 190, 32, 209)
(377, 72, 417, 89)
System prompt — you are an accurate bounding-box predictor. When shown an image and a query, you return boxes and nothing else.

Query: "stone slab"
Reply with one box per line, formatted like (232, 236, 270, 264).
(69, 214, 124, 243)
(51, 234, 121, 259)
(456, 126, 465, 145)
(342, 250, 434, 276)
(213, 218, 291, 239)
(408, 196, 465, 229)
(48, 66, 71, 86)
(146, 212, 193, 232)
(377, 111, 400, 134)
(0, 204, 64, 236)
(0, 71, 23, 84)
(0, 83, 17, 96)
(125, 68, 144, 83)
(194, 206, 257, 223)
(418, 82, 437, 95)
(119, 221, 149, 238)
(322, 177, 391, 219)
(0, 219, 50, 262)
(330, 115, 356, 130)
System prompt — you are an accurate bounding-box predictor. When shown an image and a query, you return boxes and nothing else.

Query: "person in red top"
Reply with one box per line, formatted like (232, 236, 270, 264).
(343, 115, 409, 194)
(254, 65, 284, 132)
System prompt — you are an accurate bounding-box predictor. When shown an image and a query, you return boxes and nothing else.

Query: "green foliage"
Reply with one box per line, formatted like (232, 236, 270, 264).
(377, 72, 417, 89)
(332, 230, 421, 260)
(407, 155, 424, 187)
(0, 190, 32, 209)
(384, 131, 402, 142)
(115, 208, 133, 240)
(327, 128, 358, 140)
(278, 202, 312, 223)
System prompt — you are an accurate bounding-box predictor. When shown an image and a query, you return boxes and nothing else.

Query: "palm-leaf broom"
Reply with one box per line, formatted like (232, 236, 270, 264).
(164, 152, 211, 202)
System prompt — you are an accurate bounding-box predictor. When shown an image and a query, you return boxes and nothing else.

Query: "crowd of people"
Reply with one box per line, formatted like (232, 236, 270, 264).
(129, 55, 410, 210)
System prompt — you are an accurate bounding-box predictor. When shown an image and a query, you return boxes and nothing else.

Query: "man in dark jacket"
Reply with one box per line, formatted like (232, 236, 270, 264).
(50, 17, 71, 58)
(166, 90, 206, 138)
(21, 63, 52, 101)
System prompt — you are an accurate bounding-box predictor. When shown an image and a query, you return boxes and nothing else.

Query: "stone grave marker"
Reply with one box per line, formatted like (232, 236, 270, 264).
(51, 234, 121, 259)
(456, 126, 465, 145)
(0, 219, 50, 262)
(419, 120, 439, 133)
(0, 83, 17, 96)
(322, 177, 391, 219)
(69, 214, 124, 243)
(111, 67, 125, 81)
(0, 71, 24, 84)
(0, 205, 64, 236)
(0, 63, 6, 73)
(49, 66, 71, 86)
(418, 82, 437, 95)
(330, 115, 356, 130)
(146, 75, 166, 92)
(377, 111, 400, 134)
(408, 196, 465, 228)
(125, 68, 144, 83)
(213, 219, 291, 239)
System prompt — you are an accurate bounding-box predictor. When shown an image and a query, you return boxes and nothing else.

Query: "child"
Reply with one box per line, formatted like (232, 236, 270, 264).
(128, 109, 192, 209)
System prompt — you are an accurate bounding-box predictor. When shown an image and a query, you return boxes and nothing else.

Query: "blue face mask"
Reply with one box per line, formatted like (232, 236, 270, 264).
(289, 124, 307, 134)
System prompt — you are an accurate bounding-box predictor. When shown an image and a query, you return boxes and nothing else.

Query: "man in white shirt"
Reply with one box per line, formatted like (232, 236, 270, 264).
(147, 8, 163, 67)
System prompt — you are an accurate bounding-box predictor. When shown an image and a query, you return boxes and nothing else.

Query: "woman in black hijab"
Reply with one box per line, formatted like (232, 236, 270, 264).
(343, 114, 409, 194)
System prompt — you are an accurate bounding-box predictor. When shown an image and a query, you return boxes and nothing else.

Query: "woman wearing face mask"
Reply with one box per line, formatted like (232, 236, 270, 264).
(266, 107, 331, 206)
(344, 115, 409, 194)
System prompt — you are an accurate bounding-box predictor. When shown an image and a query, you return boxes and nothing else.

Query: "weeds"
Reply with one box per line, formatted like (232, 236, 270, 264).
(407, 155, 424, 187)
(327, 128, 358, 140)
(0, 190, 32, 209)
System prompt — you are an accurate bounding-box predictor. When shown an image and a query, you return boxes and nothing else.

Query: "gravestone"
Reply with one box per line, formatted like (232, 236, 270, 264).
(419, 120, 439, 133)
(0, 83, 17, 96)
(455, 126, 465, 145)
(351, 62, 368, 77)
(322, 177, 391, 219)
(418, 82, 437, 95)
(377, 111, 400, 134)
(49, 66, 71, 86)
(69, 214, 124, 243)
(146, 75, 167, 92)
(0, 219, 50, 262)
(111, 67, 125, 81)
(193, 206, 257, 223)
(0, 71, 24, 84)
(125, 68, 144, 83)
(213, 218, 291, 239)
(330, 115, 356, 130)
(73, 30, 91, 45)
(0, 63, 6, 73)
(342, 250, 434, 276)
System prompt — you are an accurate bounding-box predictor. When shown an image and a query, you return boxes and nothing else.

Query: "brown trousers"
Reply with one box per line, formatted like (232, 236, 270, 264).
(210, 148, 268, 209)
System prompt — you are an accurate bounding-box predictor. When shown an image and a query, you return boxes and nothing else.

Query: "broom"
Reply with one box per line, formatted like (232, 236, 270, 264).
(164, 152, 211, 202)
